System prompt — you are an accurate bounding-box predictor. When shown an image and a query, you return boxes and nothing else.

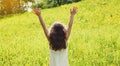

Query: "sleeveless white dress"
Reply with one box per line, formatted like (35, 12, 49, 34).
(50, 48, 68, 66)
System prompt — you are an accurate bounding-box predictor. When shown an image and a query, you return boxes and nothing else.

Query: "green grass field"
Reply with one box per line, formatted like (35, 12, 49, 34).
(0, 0, 120, 66)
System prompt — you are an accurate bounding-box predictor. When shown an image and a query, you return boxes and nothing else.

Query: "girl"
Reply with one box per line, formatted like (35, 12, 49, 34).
(33, 7, 77, 66)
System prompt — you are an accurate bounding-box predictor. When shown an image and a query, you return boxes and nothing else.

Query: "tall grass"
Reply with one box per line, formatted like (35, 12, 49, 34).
(0, 0, 120, 66)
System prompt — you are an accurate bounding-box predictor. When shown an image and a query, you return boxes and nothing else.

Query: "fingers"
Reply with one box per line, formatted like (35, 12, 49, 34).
(33, 8, 40, 12)
(32, 8, 41, 15)
(70, 7, 78, 14)
(73, 7, 78, 12)
(32, 9, 41, 16)
(71, 7, 78, 11)
(73, 7, 78, 10)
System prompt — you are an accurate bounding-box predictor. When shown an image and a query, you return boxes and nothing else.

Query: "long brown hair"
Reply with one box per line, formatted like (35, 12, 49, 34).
(49, 22, 67, 51)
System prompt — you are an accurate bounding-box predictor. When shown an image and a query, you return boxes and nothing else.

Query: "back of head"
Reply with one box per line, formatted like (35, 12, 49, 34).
(49, 22, 67, 51)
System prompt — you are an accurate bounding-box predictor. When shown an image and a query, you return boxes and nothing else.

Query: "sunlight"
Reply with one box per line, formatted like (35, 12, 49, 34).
(24, 2, 33, 12)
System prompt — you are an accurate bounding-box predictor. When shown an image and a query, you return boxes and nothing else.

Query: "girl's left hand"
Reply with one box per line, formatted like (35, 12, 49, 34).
(33, 9, 41, 16)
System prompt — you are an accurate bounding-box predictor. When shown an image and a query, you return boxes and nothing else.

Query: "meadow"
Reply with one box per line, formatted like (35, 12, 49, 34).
(0, 0, 120, 66)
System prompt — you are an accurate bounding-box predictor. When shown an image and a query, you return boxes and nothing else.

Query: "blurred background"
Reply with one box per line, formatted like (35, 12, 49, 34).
(0, 0, 81, 15)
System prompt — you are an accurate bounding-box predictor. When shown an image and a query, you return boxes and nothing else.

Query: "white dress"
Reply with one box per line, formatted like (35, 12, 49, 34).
(50, 48, 68, 66)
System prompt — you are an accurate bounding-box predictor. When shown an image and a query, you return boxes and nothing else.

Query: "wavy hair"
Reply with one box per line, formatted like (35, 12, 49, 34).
(49, 22, 67, 51)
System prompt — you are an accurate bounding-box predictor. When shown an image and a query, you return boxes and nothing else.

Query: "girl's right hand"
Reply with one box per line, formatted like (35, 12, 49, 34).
(33, 9, 41, 16)
(70, 7, 78, 15)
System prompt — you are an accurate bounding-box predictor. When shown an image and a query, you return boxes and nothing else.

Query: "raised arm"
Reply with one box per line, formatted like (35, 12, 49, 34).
(66, 7, 77, 40)
(33, 9, 49, 41)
